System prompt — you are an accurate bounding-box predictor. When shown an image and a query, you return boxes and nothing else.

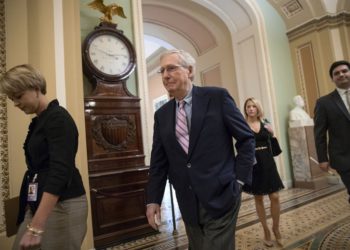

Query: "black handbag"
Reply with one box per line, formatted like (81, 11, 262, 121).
(268, 136, 282, 156)
(262, 119, 282, 156)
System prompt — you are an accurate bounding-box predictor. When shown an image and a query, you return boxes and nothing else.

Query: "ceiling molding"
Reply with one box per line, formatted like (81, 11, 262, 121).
(267, 0, 350, 30)
(287, 12, 350, 41)
(281, 0, 304, 18)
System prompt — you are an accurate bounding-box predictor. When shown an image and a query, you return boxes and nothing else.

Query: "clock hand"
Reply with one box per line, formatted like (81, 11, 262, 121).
(112, 54, 128, 57)
(91, 45, 128, 62)
(91, 45, 114, 57)
(97, 50, 126, 60)
(99, 53, 128, 61)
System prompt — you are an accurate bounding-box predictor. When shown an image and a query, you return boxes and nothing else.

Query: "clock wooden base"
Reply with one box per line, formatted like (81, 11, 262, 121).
(84, 89, 155, 248)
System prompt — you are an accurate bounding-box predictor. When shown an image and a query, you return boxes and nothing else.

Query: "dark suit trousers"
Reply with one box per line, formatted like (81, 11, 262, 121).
(185, 196, 241, 250)
(338, 169, 350, 196)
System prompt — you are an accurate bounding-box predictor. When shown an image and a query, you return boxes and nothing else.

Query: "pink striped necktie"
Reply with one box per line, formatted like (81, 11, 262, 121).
(176, 100, 189, 154)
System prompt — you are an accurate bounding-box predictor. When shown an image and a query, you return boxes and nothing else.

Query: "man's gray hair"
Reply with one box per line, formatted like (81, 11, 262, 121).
(160, 49, 196, 81)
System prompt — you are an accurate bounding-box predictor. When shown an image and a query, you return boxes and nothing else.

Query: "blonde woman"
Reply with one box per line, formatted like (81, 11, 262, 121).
(242, 97, 284, 247)
(0, 64, 87, 250)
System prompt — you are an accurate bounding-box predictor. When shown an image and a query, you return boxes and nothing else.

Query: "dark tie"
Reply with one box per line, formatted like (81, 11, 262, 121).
(346, 89, 350, 112)
(176, 100, 189, 153)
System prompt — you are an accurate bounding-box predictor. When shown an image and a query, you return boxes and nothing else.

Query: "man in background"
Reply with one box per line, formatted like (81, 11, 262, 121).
(314, 60, 350, 203)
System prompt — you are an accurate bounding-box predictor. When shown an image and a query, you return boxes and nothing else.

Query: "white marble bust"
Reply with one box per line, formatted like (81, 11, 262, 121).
(289, 95, 314, 127)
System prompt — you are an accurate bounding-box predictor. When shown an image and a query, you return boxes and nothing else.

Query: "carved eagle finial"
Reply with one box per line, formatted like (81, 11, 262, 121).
(88, 0, 127, 24)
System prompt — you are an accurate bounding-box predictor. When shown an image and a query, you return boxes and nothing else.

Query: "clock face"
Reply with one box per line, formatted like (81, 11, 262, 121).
(88, 34, 131, 76)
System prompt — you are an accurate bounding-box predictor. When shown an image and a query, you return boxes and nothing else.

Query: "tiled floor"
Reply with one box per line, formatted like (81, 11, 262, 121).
(110, 182, 349, 250)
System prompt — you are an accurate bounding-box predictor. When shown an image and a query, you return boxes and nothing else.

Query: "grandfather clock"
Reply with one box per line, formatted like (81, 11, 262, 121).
(82, 21, 153, 248)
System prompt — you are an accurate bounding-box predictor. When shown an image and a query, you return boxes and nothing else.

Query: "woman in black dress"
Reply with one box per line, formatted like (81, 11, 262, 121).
(242, 97, 284, 247)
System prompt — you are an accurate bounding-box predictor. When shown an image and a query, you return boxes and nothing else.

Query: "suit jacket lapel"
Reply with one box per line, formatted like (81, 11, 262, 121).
(330, 90, 350, 121)
(169, 99, 177, 139)
(188, 86, 210, 157)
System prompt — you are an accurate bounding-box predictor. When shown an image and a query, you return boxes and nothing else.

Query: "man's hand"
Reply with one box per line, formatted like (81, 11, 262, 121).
(319, 162, 330, 172)
(146, 203, 161, 230)
(237, 180, 244, 193)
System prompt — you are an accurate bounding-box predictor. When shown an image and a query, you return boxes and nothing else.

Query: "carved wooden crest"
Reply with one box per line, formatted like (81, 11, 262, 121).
(92, 115, 136, 151)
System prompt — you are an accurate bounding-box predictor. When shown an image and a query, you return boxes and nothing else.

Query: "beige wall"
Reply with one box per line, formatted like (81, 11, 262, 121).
(1, 0, 93, 249)
(1, 1, 30, 248)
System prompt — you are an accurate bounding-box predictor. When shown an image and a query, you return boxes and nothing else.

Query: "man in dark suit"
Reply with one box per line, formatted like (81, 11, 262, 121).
(146, 49, 255, 249)
(314, 60, 350, 203)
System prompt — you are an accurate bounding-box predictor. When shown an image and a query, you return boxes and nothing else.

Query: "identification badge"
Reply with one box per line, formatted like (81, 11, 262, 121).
(27, 173, 38, 202)
(27, 183, 38, 201)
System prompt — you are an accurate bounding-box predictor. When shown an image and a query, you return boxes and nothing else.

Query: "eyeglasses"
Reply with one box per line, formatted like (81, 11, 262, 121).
(157, 65, 186, 74)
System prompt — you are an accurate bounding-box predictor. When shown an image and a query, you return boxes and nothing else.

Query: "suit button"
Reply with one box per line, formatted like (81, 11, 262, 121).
(187, 163, 191, 168)
(189, 185, 192, 190)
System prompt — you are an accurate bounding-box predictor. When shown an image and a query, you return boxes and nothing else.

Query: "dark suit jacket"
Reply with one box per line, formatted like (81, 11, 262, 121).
(17, 99, 85, 224)
(147, 86, 255, 225)
(314, 90, 350, 172)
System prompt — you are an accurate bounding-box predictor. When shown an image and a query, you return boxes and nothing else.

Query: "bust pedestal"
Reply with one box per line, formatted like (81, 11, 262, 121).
(289, 119, 314, 128)
(288, 126, 328, 189)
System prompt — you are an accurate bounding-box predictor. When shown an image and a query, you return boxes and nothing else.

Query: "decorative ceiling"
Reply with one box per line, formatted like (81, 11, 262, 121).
(142, 0, 350, 60)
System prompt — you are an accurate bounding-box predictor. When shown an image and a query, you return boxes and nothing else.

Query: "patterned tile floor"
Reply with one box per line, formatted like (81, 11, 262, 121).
(109, 183, 349, 250)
